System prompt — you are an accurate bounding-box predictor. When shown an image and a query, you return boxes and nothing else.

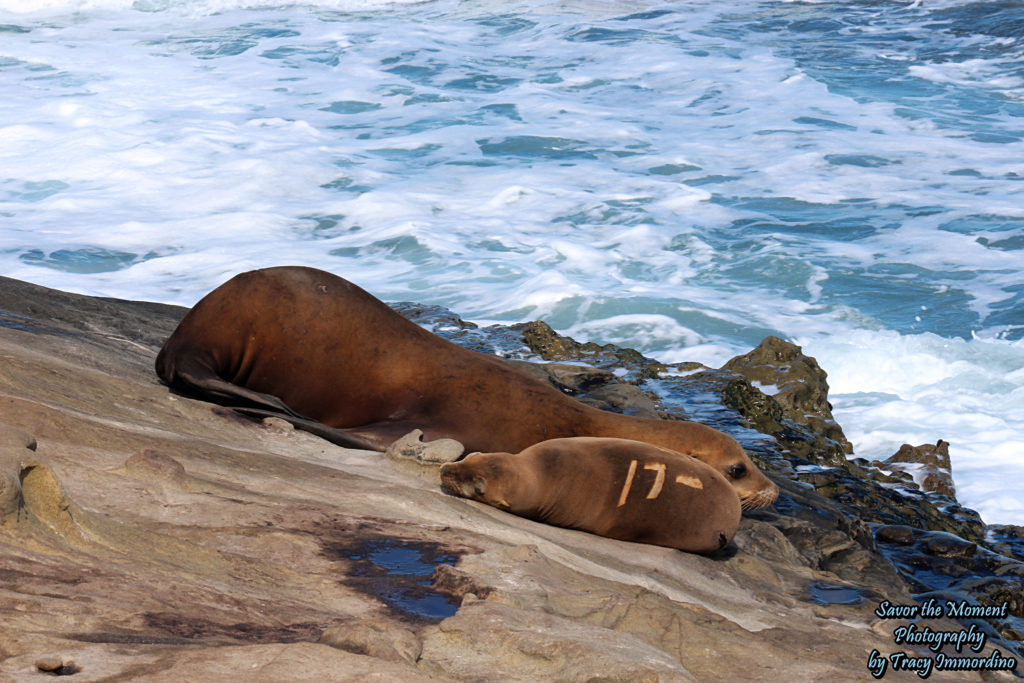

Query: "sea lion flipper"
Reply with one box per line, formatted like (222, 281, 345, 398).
(161, 354, 304, 419)
(229, 407, 383, 451)
(228, 408, 436, 454)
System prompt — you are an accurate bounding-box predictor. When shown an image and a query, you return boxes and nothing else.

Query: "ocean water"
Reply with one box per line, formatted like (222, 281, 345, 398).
(1, 0, 1021, 524)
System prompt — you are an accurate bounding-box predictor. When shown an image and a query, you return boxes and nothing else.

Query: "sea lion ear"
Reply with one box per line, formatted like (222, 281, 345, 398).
(472, 475, 487, 497)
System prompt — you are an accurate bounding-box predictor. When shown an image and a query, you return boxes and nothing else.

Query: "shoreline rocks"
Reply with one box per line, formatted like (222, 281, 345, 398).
(404, 296, 1024, 663)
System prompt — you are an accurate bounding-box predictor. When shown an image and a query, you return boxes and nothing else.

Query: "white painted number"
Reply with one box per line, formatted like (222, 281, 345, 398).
(617, 460, 691, 506)
(643, 462, 666, 499)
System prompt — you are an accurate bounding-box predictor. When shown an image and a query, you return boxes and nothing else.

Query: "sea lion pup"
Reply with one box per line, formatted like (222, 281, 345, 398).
(440, 437, 741, 554)
(155, 266, 777, 509)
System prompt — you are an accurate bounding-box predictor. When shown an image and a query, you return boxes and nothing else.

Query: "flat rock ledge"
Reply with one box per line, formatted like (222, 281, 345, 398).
(0, 277, 1017, 681)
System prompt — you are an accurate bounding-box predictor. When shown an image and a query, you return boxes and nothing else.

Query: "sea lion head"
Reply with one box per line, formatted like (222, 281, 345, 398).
(440, 452, 531, 512)
(717, 439, 778, 510)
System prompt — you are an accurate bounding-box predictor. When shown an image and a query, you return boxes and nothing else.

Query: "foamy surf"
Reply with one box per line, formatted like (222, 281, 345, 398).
(804, 331, 1024, 525)
(1, 0, 1021, 522)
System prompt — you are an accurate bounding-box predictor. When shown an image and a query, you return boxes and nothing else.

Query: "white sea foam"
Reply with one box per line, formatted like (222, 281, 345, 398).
(1, 0, 1021, 522)
(0, 0, 426, 15)
(803, 331, 1024, 525)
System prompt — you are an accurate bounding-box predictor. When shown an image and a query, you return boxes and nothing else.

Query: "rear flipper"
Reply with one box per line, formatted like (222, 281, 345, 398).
(164, 356, 306, 419)
(230, 407, 385, 451)
(160, 356, 438, 453)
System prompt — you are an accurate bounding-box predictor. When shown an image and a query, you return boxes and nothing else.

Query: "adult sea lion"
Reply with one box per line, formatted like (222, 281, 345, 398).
(440, 437, 741, 554)
(155, 266, 777, 509)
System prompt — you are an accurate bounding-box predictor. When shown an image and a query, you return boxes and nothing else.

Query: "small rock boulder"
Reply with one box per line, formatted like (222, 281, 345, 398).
(723, 336, 853, 457)
(880, 440, 956, 499)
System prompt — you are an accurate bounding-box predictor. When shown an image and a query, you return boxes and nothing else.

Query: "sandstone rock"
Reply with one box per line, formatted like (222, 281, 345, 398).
(419, 598, 697, 682)
(0, 275, 1018, 680)
(320, 619, 423, 664)
(34, 655, 76, 674)
(384, 429, 464, 464)
(0, 422, 37, 451)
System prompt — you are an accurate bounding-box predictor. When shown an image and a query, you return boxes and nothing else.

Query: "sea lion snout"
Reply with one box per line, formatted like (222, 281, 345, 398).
(740, 480, 779, 510)
(439, 463, 487, 500)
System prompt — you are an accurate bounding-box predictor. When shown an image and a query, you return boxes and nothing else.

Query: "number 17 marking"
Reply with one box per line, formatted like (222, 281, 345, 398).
(616, 460, 667, 507)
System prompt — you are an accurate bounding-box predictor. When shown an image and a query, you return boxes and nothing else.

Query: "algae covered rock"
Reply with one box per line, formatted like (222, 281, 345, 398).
(722, 335, 853, 466)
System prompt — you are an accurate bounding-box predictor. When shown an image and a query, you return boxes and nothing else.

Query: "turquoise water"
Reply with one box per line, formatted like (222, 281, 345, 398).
(1, 0, 1021, 523)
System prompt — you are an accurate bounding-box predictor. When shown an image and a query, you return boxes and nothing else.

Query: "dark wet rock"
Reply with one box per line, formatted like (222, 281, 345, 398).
(504, 359, 661, 418)
(743, 477, 905, 593)
(988, 525, 1024, 563)
(578, 382, 661, 418)
(391, 301, 531, 358)
(505, 358, 620, 394)
(721, 336, 852, 465)
(879, 440, 957, 499)
(719, 372, 849, 467)
(722, 336, 852, 449)
(874, 524, 1024, 643)
(791, 461, 986, 545)
(511, 320, 667, 382)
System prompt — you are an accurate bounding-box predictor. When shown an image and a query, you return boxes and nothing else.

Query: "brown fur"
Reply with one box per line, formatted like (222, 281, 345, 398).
(155, 266, 777, 508)
(441, 437, 741, 554)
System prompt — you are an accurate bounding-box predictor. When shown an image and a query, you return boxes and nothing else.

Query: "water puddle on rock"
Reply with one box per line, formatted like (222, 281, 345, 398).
(807, 581, 869, 606)
(0, 310, 36, 332)
(327, 536, 462, 622)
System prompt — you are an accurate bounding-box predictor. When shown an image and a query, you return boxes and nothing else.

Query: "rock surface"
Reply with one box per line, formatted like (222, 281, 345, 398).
(0, 276, 1020, 681)
(879, 440, 957, 498)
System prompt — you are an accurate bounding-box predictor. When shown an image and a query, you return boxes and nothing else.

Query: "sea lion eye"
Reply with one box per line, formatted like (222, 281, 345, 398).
(472, 475, 487, 496)
(727, 464, 747, 479)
